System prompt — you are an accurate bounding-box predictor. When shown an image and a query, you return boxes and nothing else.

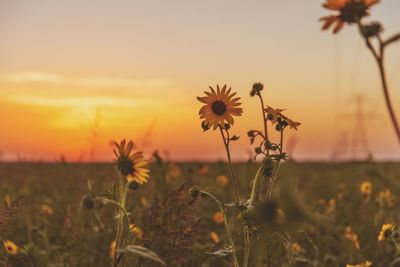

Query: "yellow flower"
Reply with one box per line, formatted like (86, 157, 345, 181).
(113, 139, 150, 184)
(3, 240, 18, 255)
(129, 224, 144, 240)
(346, 261, 372, 267)
(290, 242, 302, 254)
(210, 231, 220, 243)
(213, 211, 224, 225)
(320, 0, 380, 34)
(110, 240, 117, 259)
(41, 204, 54, 216)
(345, 227, 360, 250)
(216, 175, 229, 188)
(197, 85, 243, 130)
(360, 181, 372, 196)
(378, 223, 395, 241)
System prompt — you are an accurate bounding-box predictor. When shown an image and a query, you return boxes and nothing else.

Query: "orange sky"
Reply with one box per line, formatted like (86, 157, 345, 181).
(0, 0, 399, 161)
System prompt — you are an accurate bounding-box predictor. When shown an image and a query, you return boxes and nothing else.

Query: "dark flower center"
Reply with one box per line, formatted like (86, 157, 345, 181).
(384, 229, 391, 238)
(211, 101, 227, 115)
(339, 2, 368, 23)
(116, 155, 135, 176)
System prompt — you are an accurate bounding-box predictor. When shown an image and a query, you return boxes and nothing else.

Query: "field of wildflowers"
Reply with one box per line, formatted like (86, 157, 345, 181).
(1, 0, 400, 266)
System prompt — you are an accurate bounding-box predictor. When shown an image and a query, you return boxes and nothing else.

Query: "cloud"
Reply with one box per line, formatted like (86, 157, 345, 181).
(0, 72, 171, 88)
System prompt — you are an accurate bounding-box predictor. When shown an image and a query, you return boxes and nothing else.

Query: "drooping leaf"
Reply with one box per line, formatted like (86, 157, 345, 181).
(118, 245, 166, 265)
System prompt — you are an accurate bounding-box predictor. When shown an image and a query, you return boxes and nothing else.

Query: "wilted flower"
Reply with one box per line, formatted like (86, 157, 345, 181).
(250, 82, 264, 97)
(113, 140, 149, 184)
(3, 240, 18, 255)
(361, 21, 383, 37)
(262, 158, 275, 178)
(197, 85, 243, 130)
(213, 211, 224, 225)
(320, 0, 380, 34)
(378, 223, 395, 241)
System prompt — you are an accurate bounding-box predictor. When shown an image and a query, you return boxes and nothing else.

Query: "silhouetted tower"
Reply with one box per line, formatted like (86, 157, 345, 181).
(89, 107, 102, 162)
(350, 94, 371, 160)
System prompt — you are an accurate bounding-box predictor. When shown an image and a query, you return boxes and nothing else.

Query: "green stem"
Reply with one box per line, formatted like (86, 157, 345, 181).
(219, 126, 241, 203)
(266, 130, 284, 200)
(201, 191, 240, 267)
(243, 167, 263, 267)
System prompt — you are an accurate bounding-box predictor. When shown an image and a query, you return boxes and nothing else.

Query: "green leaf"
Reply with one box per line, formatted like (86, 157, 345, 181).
(118, 245, 166, 265)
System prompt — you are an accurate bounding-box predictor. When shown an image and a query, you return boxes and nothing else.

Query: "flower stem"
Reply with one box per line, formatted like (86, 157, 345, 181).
(266, 129, 284, 200)
(219, 126, 241, 203)
(358, 22, 400, 147)
(257, 93, 269, 156)
(200, 191, 240, 267)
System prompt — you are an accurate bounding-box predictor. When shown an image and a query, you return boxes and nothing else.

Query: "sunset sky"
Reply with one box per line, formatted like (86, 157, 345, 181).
(1, 0, 400, 162)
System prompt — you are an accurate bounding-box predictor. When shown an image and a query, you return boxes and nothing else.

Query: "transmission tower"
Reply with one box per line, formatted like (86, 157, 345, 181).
(350, 94, 372, 160)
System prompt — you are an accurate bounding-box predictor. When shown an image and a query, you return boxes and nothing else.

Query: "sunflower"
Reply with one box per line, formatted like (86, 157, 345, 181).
(3, 240, 18, 255)
(378, 223, 395, 241)
(197, 85, 243, 130)
(320, 0, 380, 33)
(360, 181, 372, 196)
(113, 140, 150, 184)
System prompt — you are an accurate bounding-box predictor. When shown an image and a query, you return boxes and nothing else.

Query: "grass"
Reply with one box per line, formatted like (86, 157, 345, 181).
(1, 161, 400, 266)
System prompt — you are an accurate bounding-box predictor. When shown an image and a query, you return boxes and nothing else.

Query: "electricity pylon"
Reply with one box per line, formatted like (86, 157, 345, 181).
(333, 94, 376, 161)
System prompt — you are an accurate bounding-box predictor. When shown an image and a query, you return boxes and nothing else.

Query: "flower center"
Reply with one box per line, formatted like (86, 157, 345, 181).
(211, 101, 227, 115)
(339, 2, 368, 23)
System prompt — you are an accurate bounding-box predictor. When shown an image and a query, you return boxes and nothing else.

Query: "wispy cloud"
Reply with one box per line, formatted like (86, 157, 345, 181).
(0, 72, 171, 88)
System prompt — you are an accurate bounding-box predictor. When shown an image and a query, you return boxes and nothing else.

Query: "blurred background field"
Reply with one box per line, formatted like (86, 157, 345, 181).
(1, 161, 400, 266)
